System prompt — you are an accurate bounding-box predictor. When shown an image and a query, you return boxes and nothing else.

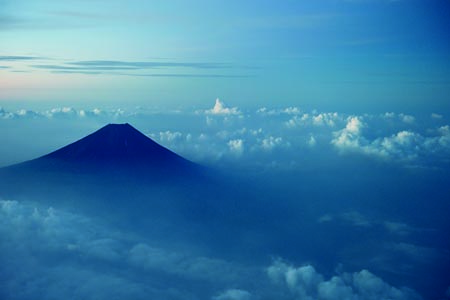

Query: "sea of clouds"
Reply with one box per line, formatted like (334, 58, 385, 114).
(0, 199, 426, 300)
(1, 99, 449, 299)
(0, 98, 449, 169)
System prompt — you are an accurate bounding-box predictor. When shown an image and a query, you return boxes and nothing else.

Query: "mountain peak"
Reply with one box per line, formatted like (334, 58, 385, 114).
(0, 123, 204, 193)
(38, 123, 193, 170)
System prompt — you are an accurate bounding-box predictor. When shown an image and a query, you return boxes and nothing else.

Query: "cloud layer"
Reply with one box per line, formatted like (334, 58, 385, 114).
(1, 102, 449, 169)
(0, 198, 427, 300)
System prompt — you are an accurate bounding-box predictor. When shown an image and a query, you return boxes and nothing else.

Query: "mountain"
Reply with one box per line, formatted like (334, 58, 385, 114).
(2, 123, 200, 175)
(0, 123, 207, 203)
(0, 123, 291, 258)
(41, 123, 190, 166)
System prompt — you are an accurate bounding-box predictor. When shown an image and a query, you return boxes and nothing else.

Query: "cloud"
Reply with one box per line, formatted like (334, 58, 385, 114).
(29, 60, 238, 77)
(0, 199, 248, 300)
(0, 106, 127, 120)
(0, 55, 39, 61)
(1, 104, 449, 168)
(318, 211, 419, 237)
(213, 289, 253, 300)
(256, 106, 301, 116)
(431, 113, 443, 119)
(331, 116, 364, 149)
(286, 112, 343, 129)
(382, 221, 413, 236)
(261, 136, 285, 151)
(331, 116, 450, 163)
(228, 139, 244, 155)
(68, 60, 230, 69)
(155, 131, 183, 143)
(307, 135, 317, 147)
(267, 259, 422, 300)
(206, 99, 242, 116)
(399, 114, 415, 124)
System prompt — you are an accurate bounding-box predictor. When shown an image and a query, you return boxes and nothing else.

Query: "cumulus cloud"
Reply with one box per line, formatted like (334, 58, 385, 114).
(213, 289, 253, 300)
(331, 116, 450, 163)
(256, 106, 301, 116)
(0, 106, 121, 120)
(286, 112, 343, 129)
(331, 116, 364, 150)
(154, 130, 183, 143)
(228, 139, 244, 155)
(399, 114, 415, 124)
(267, 259, 422, 300)
(206, 98, 241, 116)
(261, 136, 285, 151)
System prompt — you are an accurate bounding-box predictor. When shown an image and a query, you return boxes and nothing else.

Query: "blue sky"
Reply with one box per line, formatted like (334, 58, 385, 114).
(1, 0, 449, 112)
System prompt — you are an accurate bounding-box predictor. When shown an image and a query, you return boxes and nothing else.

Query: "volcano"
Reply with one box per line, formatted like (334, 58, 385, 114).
(2, 123, 198, 174)
(0, 124, 205, 201)
(41, 123, 191, 166)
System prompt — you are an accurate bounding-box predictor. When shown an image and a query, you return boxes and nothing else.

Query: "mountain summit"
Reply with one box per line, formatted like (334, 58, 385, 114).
(42, 123, 189, 166)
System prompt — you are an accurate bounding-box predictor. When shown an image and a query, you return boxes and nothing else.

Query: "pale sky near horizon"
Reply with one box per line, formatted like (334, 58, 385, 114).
(1, 0, 449, 112)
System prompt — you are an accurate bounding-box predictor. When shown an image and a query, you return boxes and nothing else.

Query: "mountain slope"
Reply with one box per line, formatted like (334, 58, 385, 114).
(3, 123, 198, 175)
(0, 123, 207, 202)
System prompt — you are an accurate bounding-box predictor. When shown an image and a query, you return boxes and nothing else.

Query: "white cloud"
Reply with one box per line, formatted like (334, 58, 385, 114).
(399, 114, 415, 124)
(156, 130, 183, 143)
(431, 113, 443, 119)
(256, 106, 301, 116)
(312, 113, 339, 127)
(213, 289, 253, 300)
(308, 135, 317, 147)
(228, 139, 244, 155)
(331, 116, 364, 150)
(331, 116, 450, 163)
(267, 259, 422, 300)
(0, 107, 14, 119)
(261, 136, 285, 151)
(206, 98, 241, 116)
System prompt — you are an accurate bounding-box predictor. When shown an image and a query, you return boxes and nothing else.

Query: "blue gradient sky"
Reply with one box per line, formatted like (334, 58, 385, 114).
(1, 0, 449, 112)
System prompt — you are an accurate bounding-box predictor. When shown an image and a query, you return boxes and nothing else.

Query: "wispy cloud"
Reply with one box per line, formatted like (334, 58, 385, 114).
(29, 59, 251, 78)
(68, 60, 231, 69)
(0, 55, 40, 61)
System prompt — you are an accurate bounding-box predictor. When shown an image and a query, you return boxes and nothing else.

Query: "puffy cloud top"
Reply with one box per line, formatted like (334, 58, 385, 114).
(207, 99, 241, 116)
(267, 259, 422, 300)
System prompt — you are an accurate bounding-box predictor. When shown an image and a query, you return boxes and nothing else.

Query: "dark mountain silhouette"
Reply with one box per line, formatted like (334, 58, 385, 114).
(43, 123, 190, 165)
(0, 123, 208, 207)
(7, 123, 198, 175)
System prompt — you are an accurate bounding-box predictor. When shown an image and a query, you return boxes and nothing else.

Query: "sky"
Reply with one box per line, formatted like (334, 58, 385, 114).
(1, 0, 450, 112)
(1, 1, 450, 300)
